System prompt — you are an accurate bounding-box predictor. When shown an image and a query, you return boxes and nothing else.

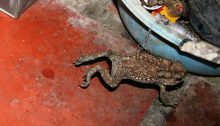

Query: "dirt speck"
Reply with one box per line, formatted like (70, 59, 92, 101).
(42, 68, 55, 79)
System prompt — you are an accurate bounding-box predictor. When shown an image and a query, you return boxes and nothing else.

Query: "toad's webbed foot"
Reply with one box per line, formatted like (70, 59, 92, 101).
(80, 65, 123, 88)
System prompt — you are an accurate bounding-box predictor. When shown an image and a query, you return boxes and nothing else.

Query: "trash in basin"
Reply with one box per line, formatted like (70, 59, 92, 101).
(118, 0, 220, 76)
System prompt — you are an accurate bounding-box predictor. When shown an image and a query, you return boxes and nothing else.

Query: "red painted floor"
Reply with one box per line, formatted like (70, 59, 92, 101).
(0, 1, 157, 126)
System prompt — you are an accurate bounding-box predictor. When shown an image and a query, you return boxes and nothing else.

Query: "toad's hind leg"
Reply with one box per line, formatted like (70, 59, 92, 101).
(75, 51, 116, 66)
(81, 65, 123, 88)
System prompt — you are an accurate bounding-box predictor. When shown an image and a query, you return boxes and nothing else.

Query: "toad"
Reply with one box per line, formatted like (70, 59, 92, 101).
(74, 50, 187, 106)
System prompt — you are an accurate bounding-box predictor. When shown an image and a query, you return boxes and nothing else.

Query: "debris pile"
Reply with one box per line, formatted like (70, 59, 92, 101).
(137, 0, 200, 42)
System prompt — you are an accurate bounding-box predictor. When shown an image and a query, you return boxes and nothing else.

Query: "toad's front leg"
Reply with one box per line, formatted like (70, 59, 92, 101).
(74, 51, 115, 66)
(159, 84, 182, 107)
(159, 85, 171, 106)
(81, 65, 123, 88)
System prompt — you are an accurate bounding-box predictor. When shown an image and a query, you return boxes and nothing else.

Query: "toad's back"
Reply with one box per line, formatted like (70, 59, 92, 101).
(122, 53, 161, 79)
(121, 52, 180, 82)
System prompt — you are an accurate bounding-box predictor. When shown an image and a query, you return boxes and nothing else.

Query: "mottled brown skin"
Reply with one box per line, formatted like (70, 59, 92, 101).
(75, 51, 186, 106)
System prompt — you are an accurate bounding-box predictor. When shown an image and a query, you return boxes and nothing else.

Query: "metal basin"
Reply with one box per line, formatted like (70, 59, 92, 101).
(118, 0, 220, 76)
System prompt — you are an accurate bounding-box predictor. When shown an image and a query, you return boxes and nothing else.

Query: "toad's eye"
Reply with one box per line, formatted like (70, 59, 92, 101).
(174, 74, 182, 81)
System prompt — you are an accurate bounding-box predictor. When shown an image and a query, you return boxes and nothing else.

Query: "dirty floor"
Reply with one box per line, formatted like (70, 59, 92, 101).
(1, 0, 220, 126)
(0, 0, 158, 126)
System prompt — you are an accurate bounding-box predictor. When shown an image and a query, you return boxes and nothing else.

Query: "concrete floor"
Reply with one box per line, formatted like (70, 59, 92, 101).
(0, 0, 220, 126)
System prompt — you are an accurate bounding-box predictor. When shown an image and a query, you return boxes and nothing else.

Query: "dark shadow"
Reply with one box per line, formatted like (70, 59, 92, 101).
(96, 73, 117, 92)
(112, 0, 118, 8)
(165, 81, 185, 91)
(121, 79, 160, 90)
